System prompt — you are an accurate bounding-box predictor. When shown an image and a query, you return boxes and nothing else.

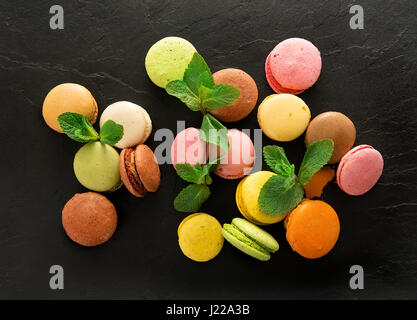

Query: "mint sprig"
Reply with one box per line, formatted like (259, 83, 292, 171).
(258, 139, 334, 216)
(200, 114, 229, 152)
(173, 162, 217, 212)
(58, 112, 124, 146)
(58, 112, 99, 143)
(165, 52, 240, 152)
(99, 120, 124, 146)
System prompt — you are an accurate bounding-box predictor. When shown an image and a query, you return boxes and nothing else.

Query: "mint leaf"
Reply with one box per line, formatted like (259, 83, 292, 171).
(183, 52, 211, 95)
(166, 80, 200, 111)
(298, 139, 334, 186)
(99, 120, 124, 146)
(175, 163, 204, 184)
(197, 71, 215, 89)
(258, 175, 304, 216)
(199, 84, 240, 111)
(200, 114, 229, 152)
(174, 184, 211, 212)
(263, 145, 294, 177)
(58, 112, 99, 143)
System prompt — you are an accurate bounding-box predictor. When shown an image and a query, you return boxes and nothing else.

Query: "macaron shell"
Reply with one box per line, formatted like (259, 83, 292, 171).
(257, 94, 311, 142)
(285, 199, 340, 259)
(145, 37, 197, 88)
(100, 101, 152, 149)
(42, 83, 98, 133)
(269, 38, 321, 90)
(209, 68, 258, 122)
(119, 148, 146, 198)
(171, 127, 207, 167)
(265, 53, 305, 95)
(222, 225, 270, 261)
(305, 112, 356, 163)
(134, 144, 161, 192)
(73, 142, 121, 192)
(231, 218, 279, 253)
(235, 171, 286, 225)
(178, 213, 224, 262)
(62, 192, 117, 247)
(337, 145, 383, 195)
(212, 129, 255, 179)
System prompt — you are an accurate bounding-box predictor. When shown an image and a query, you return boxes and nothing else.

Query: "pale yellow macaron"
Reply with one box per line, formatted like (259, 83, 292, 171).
(236, 171, 287, 225)
(178, 213, 224, 262)
(99, 101, 152, 149)
(257, 94, 311, 141)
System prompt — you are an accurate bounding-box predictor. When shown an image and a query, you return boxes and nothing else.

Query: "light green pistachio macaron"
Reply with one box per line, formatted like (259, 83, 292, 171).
(145, 37, 197, 88)
(73, 141, 121, 192)
(222, 218, 279, 261)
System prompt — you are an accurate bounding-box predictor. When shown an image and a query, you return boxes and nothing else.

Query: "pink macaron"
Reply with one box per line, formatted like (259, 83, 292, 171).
(209, 129, 255, 179)
(265, 38, 322, 94)
(337, 145, 383, 196)
(171, 127, 207, 167)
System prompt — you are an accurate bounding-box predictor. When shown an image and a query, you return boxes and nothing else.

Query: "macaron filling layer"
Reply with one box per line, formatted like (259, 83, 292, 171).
(223, 224, 270, 256)
(123, 148, 147, 196)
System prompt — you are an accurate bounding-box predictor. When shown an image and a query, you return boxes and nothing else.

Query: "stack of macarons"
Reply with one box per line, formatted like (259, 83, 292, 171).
(42, 83, 161, 247)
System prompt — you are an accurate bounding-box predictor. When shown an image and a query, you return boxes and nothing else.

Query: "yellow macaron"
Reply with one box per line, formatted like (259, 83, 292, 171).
(178, 213, 224, 262)
(236, 171, 287, 225)
(257, 94, 311, 141)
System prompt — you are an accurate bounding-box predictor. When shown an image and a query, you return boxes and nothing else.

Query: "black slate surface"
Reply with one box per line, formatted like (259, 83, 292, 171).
(0, 0, 416, 299)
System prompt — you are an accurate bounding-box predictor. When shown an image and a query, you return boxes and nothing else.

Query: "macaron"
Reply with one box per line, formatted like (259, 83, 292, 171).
(62, 192, 117, 247)
(73, 141, 121, 192)
(42, 83, 98, 133)
(222, 218, 279, 261)
(257, 94, 311, 142)
(145, 37, 197, 88)
(100, 101, 152, 149)
(337, 145, 383, 196)
(285, 199, 340, 259)
(178, 213, 224, 262)
(236, 171, 287, 225)
(265, 38, 322, 94)
(304, 166, 335, 199)
(171, 127, 207, 167)
(305, 112, 356, 164)
(119, 144, 161, 197)
(209, 68, 258, 122)
(210, 129, 255, 179)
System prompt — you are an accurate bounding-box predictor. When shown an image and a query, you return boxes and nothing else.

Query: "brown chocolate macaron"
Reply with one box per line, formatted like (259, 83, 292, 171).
(209, 68, 258, 122)
(305, 111, 356, 164)
(62, 192, 117, 247)
(119, 144, 161, 197)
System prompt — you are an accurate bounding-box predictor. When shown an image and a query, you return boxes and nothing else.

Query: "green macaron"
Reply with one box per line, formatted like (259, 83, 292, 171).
(222, 218, 279, 261)
(145, 37, 197, 88)
(73, 141, 121, 192)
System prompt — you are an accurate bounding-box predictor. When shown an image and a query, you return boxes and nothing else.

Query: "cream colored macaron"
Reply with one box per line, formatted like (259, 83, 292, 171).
(100, 101, 152, 149)
(257, 94, 311, 141)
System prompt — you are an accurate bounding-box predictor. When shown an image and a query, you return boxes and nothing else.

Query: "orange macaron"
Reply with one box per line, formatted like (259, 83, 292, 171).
(285, 199, 340, 259)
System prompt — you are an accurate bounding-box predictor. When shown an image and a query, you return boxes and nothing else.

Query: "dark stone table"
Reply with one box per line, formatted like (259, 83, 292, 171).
(0, 0, 416, 299)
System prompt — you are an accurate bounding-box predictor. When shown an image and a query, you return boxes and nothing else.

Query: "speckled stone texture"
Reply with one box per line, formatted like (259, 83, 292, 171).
(0, 0, 416, 299)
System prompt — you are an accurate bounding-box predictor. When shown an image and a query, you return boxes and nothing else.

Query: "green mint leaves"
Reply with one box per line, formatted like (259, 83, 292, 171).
(200, 114, 229, 152)
(166, 52, 239, 154)
(99, 120, 124, 146)
(166, 52, 240, 113)
(173, 162, 217, 212)
(58, 112, 99, 143)
(258, 139, 334, 216)
(298, 139, 334, 185)
(58, 112, 124, 146)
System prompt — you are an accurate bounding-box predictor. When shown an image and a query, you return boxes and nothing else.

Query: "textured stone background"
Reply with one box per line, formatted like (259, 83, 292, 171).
(0, 0, 416, 299)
